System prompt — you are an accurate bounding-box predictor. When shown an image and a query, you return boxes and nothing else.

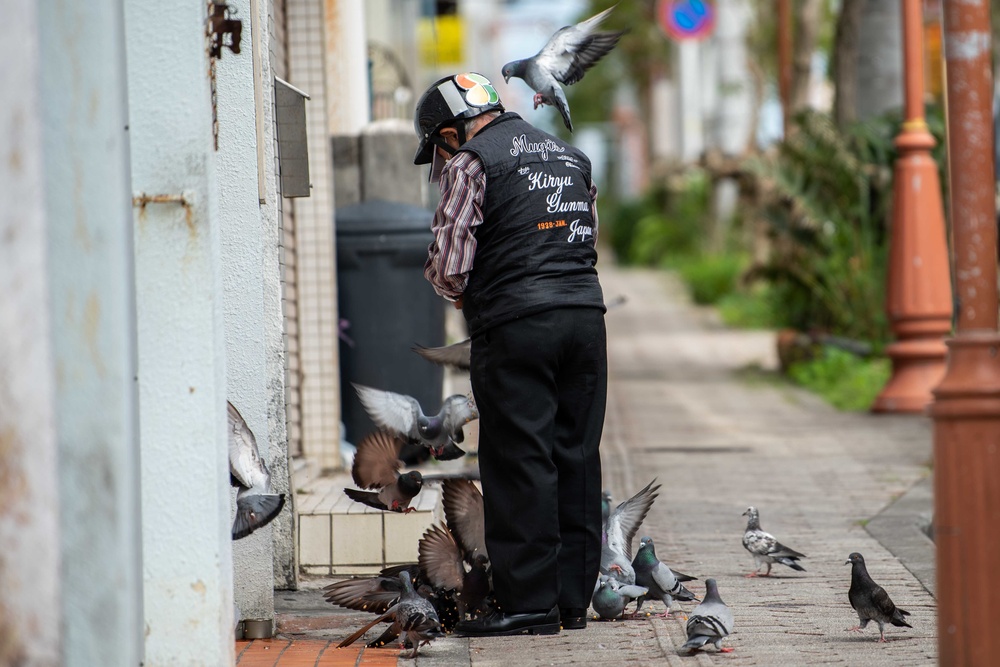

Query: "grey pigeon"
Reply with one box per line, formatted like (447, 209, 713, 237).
(591, 574, 647, 620)
(413, 339, 471, 371)
(741, 506, 806, 576)
(601, 479, 660, 585)
(441, 479, 489, 563)
(681, 579, 735, 654)
(632, 537, 698, 617)
(343, 430, 423, 513)
(846, 552, 912, 642)
(419, 523, 491, 620)
(228, 401, 285, 540)
(353, 383, 478, 460)
(501, 4, 625, 132)
(337, 570, 445, 659)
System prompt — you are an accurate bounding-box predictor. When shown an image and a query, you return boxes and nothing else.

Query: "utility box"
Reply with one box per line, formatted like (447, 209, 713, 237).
(335, 199, 445, 462)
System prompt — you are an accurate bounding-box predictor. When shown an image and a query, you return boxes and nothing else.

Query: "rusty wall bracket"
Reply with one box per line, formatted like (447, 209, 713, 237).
(208, 3, 242, 60)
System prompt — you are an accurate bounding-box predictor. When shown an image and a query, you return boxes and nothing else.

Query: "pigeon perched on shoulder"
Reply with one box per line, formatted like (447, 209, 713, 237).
(741, 506, 806, 577)
(681, 579, 735, 654)
(343, 430, 423, 513)
(227, 401, 286, 540)
(412, 339, 471, 372)
(337, 570, 445, 659)
(591, 574, 647, 621)
(845, 552, 912, 642)
(631, 537, 698, 617)
(353, 383, 478, 460)
(501, 4, 625, 132)
(601, 479, 660, 585)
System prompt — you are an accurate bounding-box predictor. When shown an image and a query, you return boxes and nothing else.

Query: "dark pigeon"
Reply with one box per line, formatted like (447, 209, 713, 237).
(741, 506, 806, 576)
(601, 479, 660, 585)
(846, 552, 912, 642)
(591, 574, 647, 621)
(343, 430, 423, 513)
(441, 479, 488, 563)
(353, 383, 478, 460)
(337, 571, 445, 659)
(418, 523, 491, 620)
(501, 4, 625, 131)
(632, 536, 697, 617)
(681, 578, 734, 654)
(228, 401, 286, 540)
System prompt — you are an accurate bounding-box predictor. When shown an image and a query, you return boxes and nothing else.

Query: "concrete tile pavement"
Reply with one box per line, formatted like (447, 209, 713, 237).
(255, 264, 937, 666)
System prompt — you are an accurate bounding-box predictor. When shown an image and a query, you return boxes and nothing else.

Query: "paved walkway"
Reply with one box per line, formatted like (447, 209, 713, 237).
(243, 264, 937, 666)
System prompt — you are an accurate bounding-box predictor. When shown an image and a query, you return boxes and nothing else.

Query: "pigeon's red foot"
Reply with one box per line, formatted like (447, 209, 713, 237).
(402, 507, 416, 514)
(845, 626, 863, 633)
(533, 93, 544, 109)
(719, 647, 735, 653)
(877, 636, 888, 643)
(743, 572, 759, 578)
(656, 610, 672, 619)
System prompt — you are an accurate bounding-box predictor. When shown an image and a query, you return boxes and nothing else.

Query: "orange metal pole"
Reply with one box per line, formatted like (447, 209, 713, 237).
(932, 0, 1000, 664)
(871, 0, 953, 412)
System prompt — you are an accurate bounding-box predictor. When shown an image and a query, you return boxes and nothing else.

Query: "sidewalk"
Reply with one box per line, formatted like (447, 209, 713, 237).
(240, 264, 937, 666)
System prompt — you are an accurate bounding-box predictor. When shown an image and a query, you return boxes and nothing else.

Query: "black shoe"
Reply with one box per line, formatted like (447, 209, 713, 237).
(560, 608, 588, 630)
(455, 607, 560, 637)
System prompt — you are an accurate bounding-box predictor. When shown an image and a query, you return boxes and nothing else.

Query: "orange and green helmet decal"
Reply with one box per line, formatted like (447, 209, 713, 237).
(454, 72, 500, 107)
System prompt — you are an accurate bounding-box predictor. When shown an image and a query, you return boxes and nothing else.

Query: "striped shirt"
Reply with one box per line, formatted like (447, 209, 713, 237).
(424, 150, 599, 301)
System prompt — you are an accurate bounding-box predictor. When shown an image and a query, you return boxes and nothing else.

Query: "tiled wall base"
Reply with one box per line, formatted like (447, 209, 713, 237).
(296, 472, 443, 576)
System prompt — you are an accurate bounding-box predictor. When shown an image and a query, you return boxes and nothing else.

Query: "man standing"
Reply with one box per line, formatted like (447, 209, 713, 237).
(414, 73, 608, 636)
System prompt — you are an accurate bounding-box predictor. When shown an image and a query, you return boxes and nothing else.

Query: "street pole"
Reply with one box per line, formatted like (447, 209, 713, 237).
(777, 0, 792, 136)
(933, 1, 1000, 664)
(871, 0, 953, 412)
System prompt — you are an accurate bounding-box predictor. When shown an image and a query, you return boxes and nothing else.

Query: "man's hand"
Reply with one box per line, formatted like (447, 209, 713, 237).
(453, 296, 464, 310)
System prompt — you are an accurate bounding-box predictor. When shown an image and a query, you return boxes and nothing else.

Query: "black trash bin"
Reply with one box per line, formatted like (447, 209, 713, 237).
(335, 199, 446, 463)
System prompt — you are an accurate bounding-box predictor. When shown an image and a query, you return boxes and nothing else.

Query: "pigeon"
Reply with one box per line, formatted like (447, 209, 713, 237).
(413, 339, 472, 372)
(441, 479, 488, 563)
(501, 4, 625, 131)
(632, 537, 698, 617)
(591, 574, 648, 620)
(337, 570, 445, 659)
(352, 383, 478, 460)
(418, 523, 492, 620)
(845, 552, 912, 642)
(227, 401, 286, 540)
(681, 578, 734, 653)
(343, 430, 423, 513)
(741, 506, 806, 576)
(601, 479, 661, 585)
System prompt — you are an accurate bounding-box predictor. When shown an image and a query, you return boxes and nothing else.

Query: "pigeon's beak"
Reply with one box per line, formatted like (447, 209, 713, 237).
(503, 73, 510, 84)
(844, 559, 851, 565)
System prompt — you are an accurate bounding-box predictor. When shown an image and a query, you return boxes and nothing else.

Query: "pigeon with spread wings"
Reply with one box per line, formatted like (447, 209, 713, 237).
(228, 401, 286, 540)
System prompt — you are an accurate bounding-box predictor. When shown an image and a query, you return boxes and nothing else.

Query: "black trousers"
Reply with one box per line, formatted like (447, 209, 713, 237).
(470, 307, 607, 613)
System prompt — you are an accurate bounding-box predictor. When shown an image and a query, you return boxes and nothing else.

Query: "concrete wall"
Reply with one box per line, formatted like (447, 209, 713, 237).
(124, 0, 235, 663)
(38, 0, 145, 664)
(217, 0, 279, 625)
(0, 3, 62, 663)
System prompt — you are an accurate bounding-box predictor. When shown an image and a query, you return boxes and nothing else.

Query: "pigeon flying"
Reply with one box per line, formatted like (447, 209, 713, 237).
(591, 574, 648, 621)
(681, 578, 734, 653)
(418, 523, 492, 620)
(501, 4, 625, 131)
(741, 506, 806, 577)
(337, 571, 445, 659)
(353, 383, 478, 460)
(632, 536, 698, 617)
(601, 479, 661, 585)
(228, 401, 286, 540)
(845, 552, 912, 642)
(412, 338, 472, 371)
(343, 430, 423, 513)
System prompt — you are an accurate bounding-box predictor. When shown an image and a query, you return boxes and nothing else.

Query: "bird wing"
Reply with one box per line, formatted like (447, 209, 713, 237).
(228, 401, 267, 490)
(870, 583, 899, 619)
(412, 339, 471, 371)
(337, 604, 399, 648)
(534, 6, 623, 86)
(744, 528, 779, 556)
(353, 383, 420, 436)
(323, 576, 403, 614)
(352, 430, 405, 489)
(769, 539, 806, 559)
(607, 480, 660, 561)
(686, 600, 734, 638)
(442, 479, 488, 562)
(417, 524, 466, 592)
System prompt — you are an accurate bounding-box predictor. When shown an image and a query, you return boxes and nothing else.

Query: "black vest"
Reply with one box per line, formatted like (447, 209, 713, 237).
(458, 113, 605, 336)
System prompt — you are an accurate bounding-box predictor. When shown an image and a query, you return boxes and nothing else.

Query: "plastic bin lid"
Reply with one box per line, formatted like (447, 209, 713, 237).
(335, 198, 433, 235)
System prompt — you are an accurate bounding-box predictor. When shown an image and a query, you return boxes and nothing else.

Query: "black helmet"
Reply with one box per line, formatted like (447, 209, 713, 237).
(413, 72, 504, 165)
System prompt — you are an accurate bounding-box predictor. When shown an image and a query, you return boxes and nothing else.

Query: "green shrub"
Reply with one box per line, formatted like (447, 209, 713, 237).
(673, 254, 745, 305)
(717, 284, 778, 329)
(787, 347, 891, 411)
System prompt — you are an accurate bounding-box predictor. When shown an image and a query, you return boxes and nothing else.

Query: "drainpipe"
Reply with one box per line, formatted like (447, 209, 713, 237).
(932, 1, 1000, 663)
(871, 0, 953, 412)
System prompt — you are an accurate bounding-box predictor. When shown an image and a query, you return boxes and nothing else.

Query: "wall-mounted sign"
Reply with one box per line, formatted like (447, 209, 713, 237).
(657, 0, 715, 41)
